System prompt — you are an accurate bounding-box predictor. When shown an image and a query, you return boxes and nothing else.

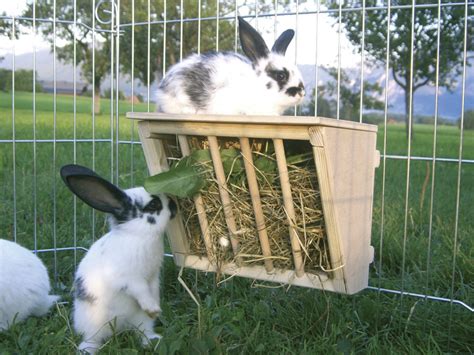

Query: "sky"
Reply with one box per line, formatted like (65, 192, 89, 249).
(1, 1, 472, 119)
(0, 1, 361, 67)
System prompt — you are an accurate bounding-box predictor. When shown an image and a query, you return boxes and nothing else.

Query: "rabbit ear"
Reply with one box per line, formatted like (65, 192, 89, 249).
(271, 29, 294, 55)
(60, 164, 130, 215)
(238, 16, 269, 63)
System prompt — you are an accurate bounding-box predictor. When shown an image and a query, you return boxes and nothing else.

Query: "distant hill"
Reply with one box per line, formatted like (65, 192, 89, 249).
(299, 64, 474, 121)
(1, 49, 472, 121)
(0, 49, 82, 84)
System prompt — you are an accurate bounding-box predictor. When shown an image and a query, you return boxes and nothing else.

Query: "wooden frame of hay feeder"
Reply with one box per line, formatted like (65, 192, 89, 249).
(128, 113, 380, 295)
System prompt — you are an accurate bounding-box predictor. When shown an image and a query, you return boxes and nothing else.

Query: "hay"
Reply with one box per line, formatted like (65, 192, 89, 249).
(176, 138, 331, 276)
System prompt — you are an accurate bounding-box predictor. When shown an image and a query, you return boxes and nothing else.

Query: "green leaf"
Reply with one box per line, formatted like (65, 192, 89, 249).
(254, 155, 277, 174)
(144, 165, 205, 198)
(220, 148, 244, 176)
(253, 156, 277, 184)
(174, 155, 193, 168)
(190, 149, 212, 163)
(176, 149, 211, 169)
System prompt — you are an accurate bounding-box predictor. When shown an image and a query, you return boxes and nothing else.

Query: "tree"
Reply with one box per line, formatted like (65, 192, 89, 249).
(298, 91, 333, 117)
(0, 12, 18, 62)
(118, 0, 281, 85)
(460, 110, 474, 130)
(0, 69, 43, 92)
(329, 0, 470, 137)
(23, 1, 270, 111)
(323, 67, 384, 121)
(300, 67, 384, 121)
(23, 2, 112, 114)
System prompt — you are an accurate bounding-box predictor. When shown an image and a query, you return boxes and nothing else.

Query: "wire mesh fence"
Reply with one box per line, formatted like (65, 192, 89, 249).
(0, 0, 472, 330)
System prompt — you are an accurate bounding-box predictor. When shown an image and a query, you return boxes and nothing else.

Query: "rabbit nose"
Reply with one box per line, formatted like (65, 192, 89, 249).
(298, 82, 305, 97)
(285, 85, 304, 97)
(169, 198, 177, 219)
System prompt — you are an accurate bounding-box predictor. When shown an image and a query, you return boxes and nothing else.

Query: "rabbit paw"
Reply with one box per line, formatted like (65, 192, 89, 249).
(78, 341, 100, 354)
(142, 331, 162, 346)
(142, 303, 161, 319)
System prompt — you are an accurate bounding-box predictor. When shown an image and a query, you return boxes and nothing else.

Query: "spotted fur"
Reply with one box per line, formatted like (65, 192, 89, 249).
(0, 239, 59, 330)
(60, 164, 177, 353)
(155, 17, 305, 116)
(74, 276, 95, 304)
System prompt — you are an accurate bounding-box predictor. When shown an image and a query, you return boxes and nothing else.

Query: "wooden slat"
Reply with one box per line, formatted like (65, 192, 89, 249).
(134, 115, 378, 295)
(173, 253, 337, 292)
(309, 127, 346, 293)
(207, 136, 241, 262)
(309, 126, 377, 294)
(127, 112, 378, 133)
(146, 121, 311, 140)
(137, 122, 190, 266)
(177, 135, 215, 264)
(240, 137, 274, 273)
(273, 138, 305, 277)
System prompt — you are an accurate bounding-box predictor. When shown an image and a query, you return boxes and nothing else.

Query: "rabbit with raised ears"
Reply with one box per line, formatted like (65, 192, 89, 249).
(0, 239, 60, 331)
(156, 16, 305, 116)
(60, 164, 177, 353)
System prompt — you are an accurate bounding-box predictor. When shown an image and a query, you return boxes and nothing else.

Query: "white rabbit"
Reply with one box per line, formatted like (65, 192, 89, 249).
(156, 16, 305, 116)
(60, 164, 177, 353)
(0, 239, 59, 331)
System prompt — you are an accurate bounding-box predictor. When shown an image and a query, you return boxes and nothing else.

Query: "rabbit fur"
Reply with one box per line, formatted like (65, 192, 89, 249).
(60, 164, 177, 354)
(0, 239, 59, 331)
(156, 16, 305, 116)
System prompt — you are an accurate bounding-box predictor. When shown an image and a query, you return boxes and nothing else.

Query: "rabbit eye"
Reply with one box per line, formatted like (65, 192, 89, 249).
(266, 67, 290, 90)
(276, 72, 286, 81)
(268, 69, 289, 85)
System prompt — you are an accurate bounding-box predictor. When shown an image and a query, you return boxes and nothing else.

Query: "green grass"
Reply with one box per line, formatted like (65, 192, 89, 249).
(0, 91, 153, 116)
(0, 91, 473, 354)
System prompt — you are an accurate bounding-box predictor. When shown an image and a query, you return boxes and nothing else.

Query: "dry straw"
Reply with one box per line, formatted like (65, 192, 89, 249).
(175, 137, 331, 279)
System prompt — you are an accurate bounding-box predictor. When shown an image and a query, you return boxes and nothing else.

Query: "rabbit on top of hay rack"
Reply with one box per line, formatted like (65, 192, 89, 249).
(0, 239, 60, 331)
(60, 165, 177, 354)
(156, 16, 305, 116)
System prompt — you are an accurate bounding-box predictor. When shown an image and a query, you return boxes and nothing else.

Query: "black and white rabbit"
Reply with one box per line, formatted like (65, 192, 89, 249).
(156, 16, 305, 116)
(60, 164, 177, 353)
(0, 239, 59, 330)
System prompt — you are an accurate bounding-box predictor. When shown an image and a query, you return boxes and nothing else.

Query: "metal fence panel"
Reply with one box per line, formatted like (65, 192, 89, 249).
(0, 0, 472, 315)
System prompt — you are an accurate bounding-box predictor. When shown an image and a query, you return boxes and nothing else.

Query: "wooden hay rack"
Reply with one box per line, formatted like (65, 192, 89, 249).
(128, 113, 379, 295)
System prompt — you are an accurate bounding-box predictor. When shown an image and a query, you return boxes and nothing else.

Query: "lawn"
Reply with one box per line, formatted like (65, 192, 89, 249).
(0, 92, 472, 353)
